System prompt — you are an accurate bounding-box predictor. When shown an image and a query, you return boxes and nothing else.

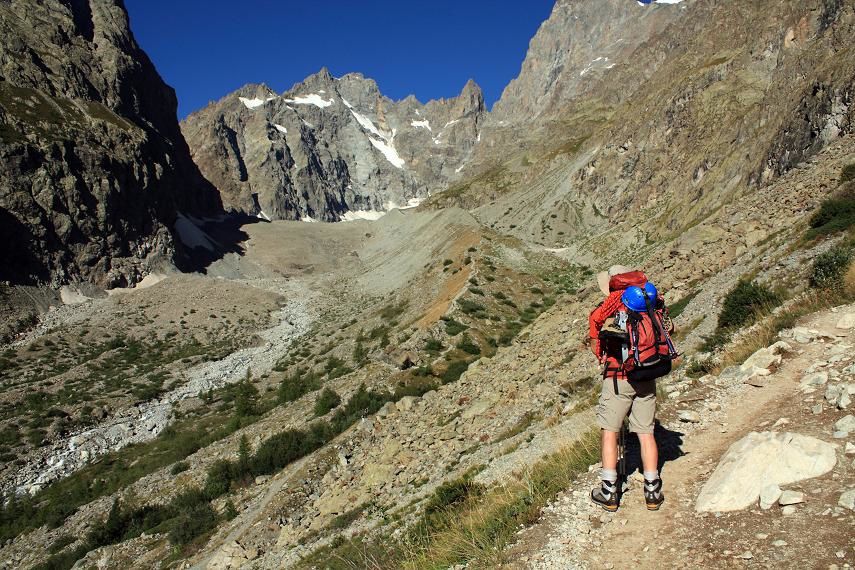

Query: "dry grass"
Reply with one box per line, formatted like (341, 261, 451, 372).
(400, 429, 599, 569)
(712, 284, 853, 375)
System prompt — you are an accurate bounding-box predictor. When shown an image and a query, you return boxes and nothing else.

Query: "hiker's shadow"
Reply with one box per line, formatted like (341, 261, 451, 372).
(624, 420, 685, 477)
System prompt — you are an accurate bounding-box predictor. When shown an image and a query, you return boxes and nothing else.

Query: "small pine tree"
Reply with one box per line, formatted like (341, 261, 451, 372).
(224, 500, 238, 520)
(237, 435, 251, 477)
(234, 371, 259, 417)
(353, 340, 367, 363)
(314, 387, 342, 417)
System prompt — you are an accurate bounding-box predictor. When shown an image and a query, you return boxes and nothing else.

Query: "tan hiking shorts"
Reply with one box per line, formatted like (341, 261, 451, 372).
(596, 377, 656, 434)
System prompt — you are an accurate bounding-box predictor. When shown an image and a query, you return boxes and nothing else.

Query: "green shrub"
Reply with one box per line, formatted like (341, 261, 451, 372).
(686, 356, 716, 378)
(168, 502, 219, 545)
(204, 460, 234, 498)
(278, 369, 319, 403)
(424, 476, 483, 516)
(443, 259, 454, 266)
(328, 384, 391, 433)
(458, 299, 485, 315)
(223, 500, 238, 521)
(841, 162, 855, 184)
(717, 280, 781, 330)
(444, 319, 468, 336)
(425, 338, 444, 353)
(170, 461, 189, 476)
(233, 376, 259, 417)
(455, 334, 481, 355)
(441, 360, 470, 384)
(808, 195, 855, 238)
(314, 388, 342, 416)
(810, 246, 852, 288)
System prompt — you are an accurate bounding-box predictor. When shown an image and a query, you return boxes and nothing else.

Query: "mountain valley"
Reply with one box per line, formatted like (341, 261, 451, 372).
(1, 0, 855, 569)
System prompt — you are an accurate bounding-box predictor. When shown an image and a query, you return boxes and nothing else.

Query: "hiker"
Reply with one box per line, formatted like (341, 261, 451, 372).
(588, 265, 677, 512)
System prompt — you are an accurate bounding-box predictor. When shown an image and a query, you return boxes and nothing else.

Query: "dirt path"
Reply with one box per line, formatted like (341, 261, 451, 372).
(506, 305, 855, 569)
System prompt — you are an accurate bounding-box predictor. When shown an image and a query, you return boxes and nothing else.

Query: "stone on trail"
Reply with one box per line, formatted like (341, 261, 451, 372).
(759, 484, 782, 509)
(741, 366, 771, 387)
(678, 410, 701, 423)
(838, 489, 855, 511)
(836, 313, 855, 330)
(781, 505, 797, 515)
(834, 415, 855, 434)
(801, 371, 828, 388)
(779, 490, 804, 505)
(740, 348, 781, 372)
(695, 432, 837, 512)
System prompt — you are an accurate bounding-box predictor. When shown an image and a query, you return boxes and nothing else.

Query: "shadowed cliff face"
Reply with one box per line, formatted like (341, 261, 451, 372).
(181, 70, 486, 221)
(0, 0, 223, 288)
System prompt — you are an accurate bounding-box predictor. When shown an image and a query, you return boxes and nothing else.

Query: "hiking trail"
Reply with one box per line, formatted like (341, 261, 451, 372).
(505, 304, 855, 569)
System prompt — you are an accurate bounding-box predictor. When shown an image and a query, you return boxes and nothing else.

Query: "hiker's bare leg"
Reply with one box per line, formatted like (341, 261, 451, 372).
(601, 429, 618, 470)
(638, 432, 658, 473)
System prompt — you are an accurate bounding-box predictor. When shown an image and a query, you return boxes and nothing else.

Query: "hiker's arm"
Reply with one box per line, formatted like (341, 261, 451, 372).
(588, 304, 606, 357)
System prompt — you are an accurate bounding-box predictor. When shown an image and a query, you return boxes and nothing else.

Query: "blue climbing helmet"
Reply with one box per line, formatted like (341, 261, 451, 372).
(644, 281, 658, 301)
(621, 286, 647, 312)
(622, 281, 658, 312)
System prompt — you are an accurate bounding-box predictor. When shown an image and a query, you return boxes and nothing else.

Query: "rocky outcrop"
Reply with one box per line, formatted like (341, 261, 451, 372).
(181, 69, 485, 220)
(490, 0, 685, 125)
(695, 431, 837, 512)
(0, 0, 222, 288)
(449, 0, 855, 253)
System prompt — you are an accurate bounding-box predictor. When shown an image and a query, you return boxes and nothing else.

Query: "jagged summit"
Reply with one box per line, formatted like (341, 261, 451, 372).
(181, 70, 486, 220)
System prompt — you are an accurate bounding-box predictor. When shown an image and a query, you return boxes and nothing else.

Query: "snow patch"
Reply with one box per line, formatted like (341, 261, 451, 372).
(273, 124, 287, 134)
(341, 210, 386, 222)
(174, 214, 218, 251)
(411, 119, 432, 131)
(257, 210, 272, 221)
(444, 119, 460, 128)
(455, 164, 465, 174)
(239, 96, 276, 109)
(343, 99, 405, 168)
(369, 136, 405, 169)
(283, 93, 334, 108)
(301, 215, 318, 223)
(349, 107, 385, 139)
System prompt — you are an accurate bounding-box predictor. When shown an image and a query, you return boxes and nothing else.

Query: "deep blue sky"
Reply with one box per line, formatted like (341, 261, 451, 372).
(124, 0, 554, 119)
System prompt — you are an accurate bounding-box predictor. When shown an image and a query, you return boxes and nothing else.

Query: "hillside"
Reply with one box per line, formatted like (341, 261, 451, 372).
(1, 1, 854, 569)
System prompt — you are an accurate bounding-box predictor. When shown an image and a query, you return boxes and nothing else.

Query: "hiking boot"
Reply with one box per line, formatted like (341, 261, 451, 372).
(644, 478, 664, 511)
(591, 481, 619, 512)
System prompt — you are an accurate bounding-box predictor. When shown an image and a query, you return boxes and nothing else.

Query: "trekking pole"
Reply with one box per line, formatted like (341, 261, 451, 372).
(618, 418, 628, 494)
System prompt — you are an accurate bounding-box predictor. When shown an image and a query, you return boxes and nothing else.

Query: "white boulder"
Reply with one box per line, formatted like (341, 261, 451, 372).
(696, 432, 837, 512)
(836, 313, 855, 330)
(740, 348, 782, 372)
(835, 415, 855, 434)
(779, 490, 804, 505)
(759, 484, 782, 509)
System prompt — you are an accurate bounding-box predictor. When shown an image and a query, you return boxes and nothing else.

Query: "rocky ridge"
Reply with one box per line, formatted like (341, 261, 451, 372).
(181, 69, 485, 220)
(0, 0, 223, 288)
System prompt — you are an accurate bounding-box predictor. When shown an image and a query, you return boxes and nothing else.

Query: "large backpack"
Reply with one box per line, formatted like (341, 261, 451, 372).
(621, 291, 679, 382)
